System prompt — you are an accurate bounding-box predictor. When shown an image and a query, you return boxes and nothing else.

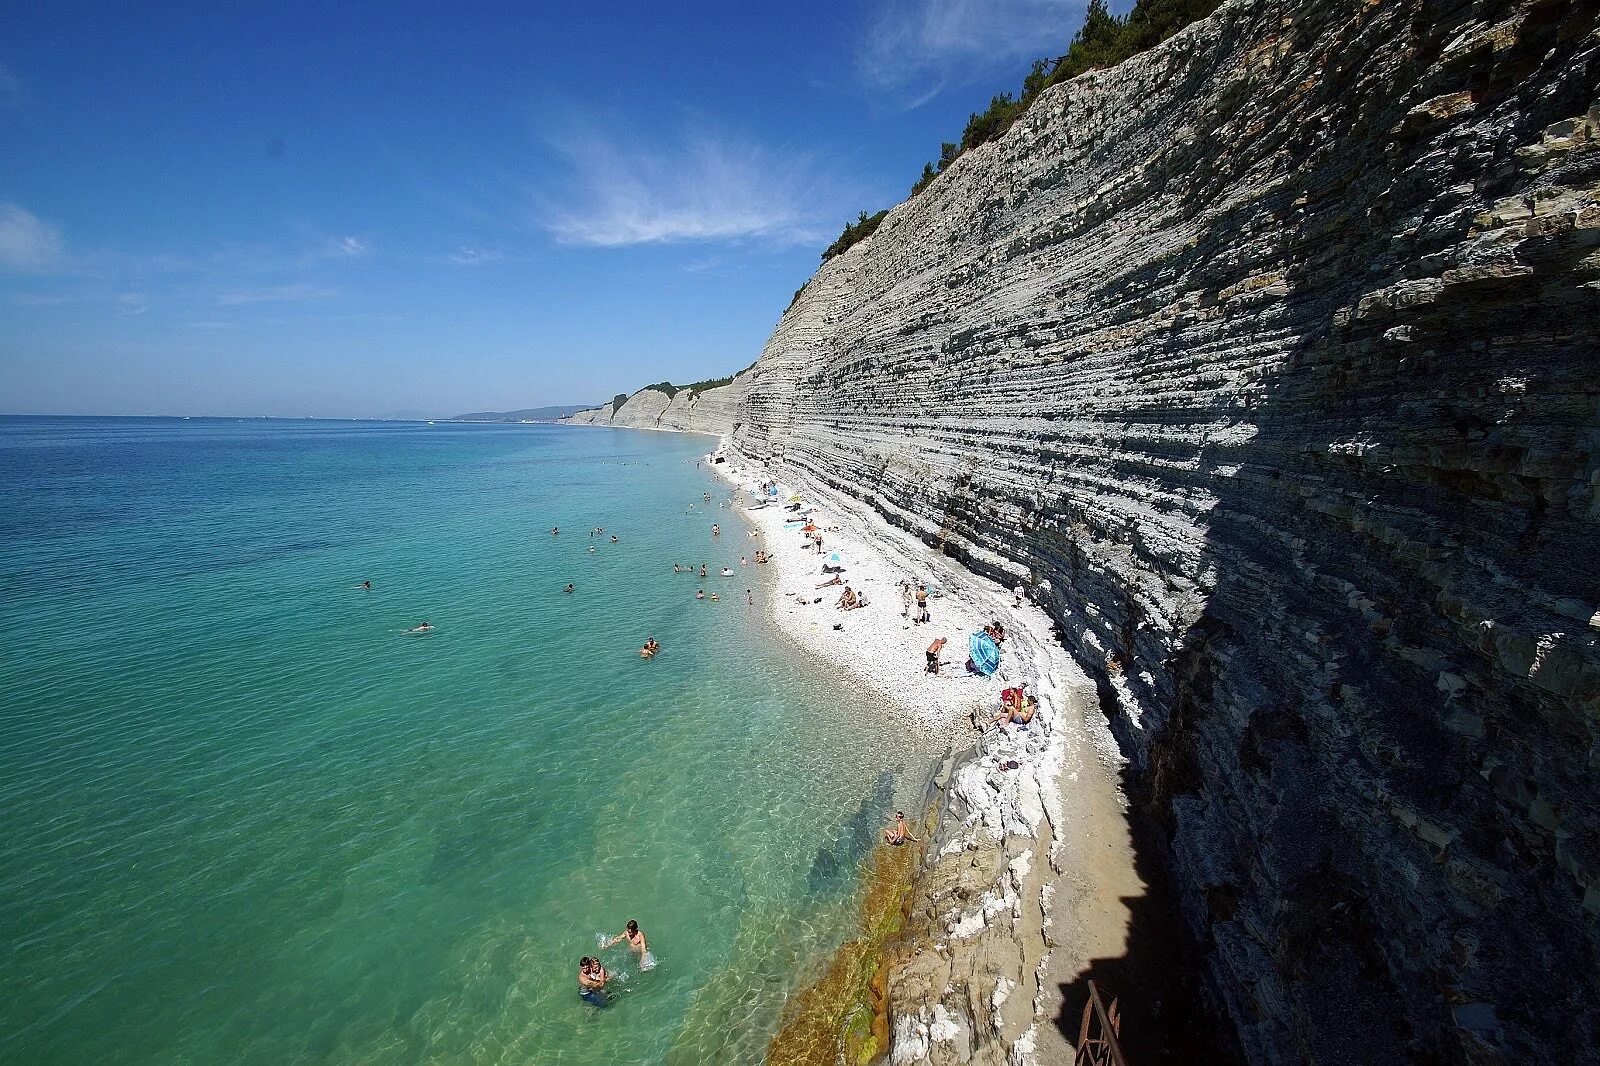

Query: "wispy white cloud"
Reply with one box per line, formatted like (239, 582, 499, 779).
(0, 203, 65, 271)
(117, 292, 149, 315)
(858, 0, 1088, 109)
(214, 283, 339, 306)
(443, 246, 506, 266)
(536, 116, 838, 248)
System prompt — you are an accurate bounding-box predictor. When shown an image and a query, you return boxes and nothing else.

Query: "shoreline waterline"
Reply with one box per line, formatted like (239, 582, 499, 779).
(698, 438, 1145, 1063)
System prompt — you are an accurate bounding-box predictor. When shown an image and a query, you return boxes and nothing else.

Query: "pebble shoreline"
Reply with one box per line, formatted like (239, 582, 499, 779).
(709, 446, 1138, 1064)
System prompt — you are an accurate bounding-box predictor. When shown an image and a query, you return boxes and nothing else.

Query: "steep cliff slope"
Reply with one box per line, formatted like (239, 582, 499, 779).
(563, 380, 747, 434)
(715, 0, 1599, 1060)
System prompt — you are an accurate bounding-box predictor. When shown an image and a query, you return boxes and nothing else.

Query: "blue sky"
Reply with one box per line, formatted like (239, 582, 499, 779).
(1, 1, 1103, 417)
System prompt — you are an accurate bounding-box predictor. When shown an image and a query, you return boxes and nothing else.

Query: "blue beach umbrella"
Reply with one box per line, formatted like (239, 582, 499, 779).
(968, 632, 1001, 676)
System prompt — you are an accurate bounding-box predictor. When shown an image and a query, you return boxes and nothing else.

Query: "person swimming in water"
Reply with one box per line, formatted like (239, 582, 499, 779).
(606, 919, 648, 961)
(695, 589, 705, 600)
(564, 583, 575, 594)
(674, 563, 682, 573)
(611, 535, 619, 543)
(640, 637, 660, 659)
(578, 956, 608, 1007)
(405, 622, 433, 634)
(354, 580, 371, 590)
(551, 527, 559, 536)
(699, 564, 707, 578)
(711, 523, 720, 537)
(709, 592, 719, 602)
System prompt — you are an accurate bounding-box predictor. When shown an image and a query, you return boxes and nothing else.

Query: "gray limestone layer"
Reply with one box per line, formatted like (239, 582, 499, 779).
(568, 0, 1600, 1060)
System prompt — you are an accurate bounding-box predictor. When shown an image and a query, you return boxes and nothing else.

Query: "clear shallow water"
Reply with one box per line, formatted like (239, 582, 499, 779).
(0, 417, 932, 1064)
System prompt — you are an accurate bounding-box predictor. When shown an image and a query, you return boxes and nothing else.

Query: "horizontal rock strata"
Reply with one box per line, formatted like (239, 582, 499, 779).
(563, 379, 746, 434)
(579, 0, 1600, 1060)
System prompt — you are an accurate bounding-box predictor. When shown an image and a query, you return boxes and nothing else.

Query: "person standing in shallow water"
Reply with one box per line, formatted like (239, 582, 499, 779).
(606, 919, 648, 960)
(578, 956, 607, 1007)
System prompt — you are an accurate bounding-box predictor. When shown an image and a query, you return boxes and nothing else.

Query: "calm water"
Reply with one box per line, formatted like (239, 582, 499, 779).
(0, 417, 931, 1064)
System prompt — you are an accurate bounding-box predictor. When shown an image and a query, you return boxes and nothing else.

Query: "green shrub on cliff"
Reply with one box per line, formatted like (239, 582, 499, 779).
(906, 0, 1223, 198)
(686, 374, 734, 394)
(821, 210, 889, 262)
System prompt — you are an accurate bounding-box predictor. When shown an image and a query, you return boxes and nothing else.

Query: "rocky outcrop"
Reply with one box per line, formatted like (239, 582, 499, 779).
(561, 379, 747, 434)
(696, 0, 1599, 1061)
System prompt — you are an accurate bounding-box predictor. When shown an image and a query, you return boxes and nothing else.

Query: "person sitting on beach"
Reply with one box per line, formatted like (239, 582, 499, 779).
(884, 812, 917, 846)
(836, 586, 857, 610)
(564, 583, 575, 594)
(990, 622, 1007, 644)
(406, 622, 433, 634)
(606, 919, 649, 960)
(578, 957, 608, 1007)
(816, 575, 842, 589)
(995, 685, 1036, 726)
(695, 589, 705, 600)
(926, 637, 947, 674)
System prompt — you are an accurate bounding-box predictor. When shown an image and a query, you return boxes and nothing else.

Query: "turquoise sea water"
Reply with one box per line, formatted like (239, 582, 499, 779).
(0, 417, 932, 1064)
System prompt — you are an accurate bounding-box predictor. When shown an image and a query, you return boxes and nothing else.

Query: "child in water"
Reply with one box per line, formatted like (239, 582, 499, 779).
(578, 956, 608, 1006)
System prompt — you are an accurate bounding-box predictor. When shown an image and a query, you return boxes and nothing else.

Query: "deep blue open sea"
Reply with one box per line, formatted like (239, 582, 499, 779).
(0, 416, 929, 1064)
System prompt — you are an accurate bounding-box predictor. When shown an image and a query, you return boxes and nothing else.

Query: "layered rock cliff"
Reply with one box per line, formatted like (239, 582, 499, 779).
(562, 379, 745, 434)
(575, 0, 1600, 1059)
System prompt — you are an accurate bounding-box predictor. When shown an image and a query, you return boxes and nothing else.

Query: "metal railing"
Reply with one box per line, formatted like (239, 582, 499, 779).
(1074, 980, 1129, 1066)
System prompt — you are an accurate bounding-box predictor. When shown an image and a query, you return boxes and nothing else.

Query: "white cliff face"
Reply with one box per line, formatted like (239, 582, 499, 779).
(726, 2, 1600, 1060)
(560, 378, 749, 434)
(572, 0, 1600, 1060)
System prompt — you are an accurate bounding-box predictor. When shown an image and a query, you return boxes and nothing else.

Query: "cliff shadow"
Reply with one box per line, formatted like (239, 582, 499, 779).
(1045, 3, 1600, 1060)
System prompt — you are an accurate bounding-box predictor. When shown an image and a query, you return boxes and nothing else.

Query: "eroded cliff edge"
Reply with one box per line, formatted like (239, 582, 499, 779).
(570, 0, 1600, 1059)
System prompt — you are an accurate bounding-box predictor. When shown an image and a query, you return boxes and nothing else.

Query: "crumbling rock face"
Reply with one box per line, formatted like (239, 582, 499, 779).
(714, 0, 1599, 1060)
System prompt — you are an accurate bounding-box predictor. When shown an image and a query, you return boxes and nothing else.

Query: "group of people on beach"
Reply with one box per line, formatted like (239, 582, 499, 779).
(579, 920, 650, 1008)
